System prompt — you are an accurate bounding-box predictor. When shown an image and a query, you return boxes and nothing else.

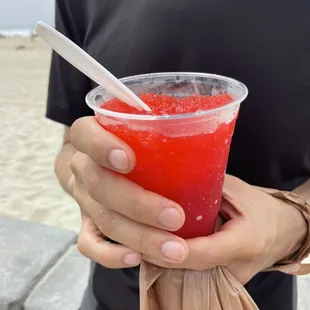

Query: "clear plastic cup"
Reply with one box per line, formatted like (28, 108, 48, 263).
(86, 72, 248, 239)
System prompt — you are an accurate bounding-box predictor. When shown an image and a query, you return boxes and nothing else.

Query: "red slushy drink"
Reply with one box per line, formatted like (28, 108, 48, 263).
(86, 73, 248, 239)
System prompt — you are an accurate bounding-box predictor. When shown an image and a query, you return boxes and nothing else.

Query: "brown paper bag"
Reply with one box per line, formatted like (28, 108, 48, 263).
(140, 262, 259, 310)
(140, 178, 310, 310)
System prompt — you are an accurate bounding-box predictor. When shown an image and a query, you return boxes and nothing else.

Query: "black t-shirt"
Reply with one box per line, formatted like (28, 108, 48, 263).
(47, 1, 310, 309)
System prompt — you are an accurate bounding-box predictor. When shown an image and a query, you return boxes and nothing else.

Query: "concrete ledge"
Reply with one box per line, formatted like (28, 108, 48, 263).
(24, 246, 90, 310)
(0, 216, 77, 310)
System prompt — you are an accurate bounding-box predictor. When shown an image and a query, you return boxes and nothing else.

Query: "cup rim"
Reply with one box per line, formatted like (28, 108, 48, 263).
(85, 72, 249, 121)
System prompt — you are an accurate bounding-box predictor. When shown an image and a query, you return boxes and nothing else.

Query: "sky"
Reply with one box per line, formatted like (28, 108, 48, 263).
(0, 0, 55, 33)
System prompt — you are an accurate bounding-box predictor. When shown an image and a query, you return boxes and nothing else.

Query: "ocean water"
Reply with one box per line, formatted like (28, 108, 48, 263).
(0, 0, 55, 36)
(0, 29, 36, 37)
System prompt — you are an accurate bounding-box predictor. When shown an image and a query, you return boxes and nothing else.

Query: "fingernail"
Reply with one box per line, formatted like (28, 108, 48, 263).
(161, 241, 186, 261)
(158, 208, 183, 229)
(123, 253, 141, 266)
(109, 149, 128, 171)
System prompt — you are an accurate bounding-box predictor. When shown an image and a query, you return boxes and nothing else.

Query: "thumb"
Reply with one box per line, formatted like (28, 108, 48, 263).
(184, 219, 245, 270)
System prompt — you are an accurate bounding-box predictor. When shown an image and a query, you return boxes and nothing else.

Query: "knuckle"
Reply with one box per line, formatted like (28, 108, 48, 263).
(127, 188, 145, 222)
(87, 168, 109, 202)
(137, 229, 148, 253)
(95, 209, 114, 236)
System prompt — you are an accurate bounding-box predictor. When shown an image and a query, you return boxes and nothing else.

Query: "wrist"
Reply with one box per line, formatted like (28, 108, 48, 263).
(268, 191, 308, 262)
(284, 201, 307, 257)
(259, 183, 310, 275)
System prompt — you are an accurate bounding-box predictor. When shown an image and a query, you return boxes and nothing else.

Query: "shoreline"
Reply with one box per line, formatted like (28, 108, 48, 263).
(0, 29, 37, 38)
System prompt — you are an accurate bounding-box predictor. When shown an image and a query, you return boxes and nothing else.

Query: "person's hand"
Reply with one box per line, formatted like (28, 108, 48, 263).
(69, 116, 189, 268)
(69, 116, 306, 285)
(143, 175, 307, 284)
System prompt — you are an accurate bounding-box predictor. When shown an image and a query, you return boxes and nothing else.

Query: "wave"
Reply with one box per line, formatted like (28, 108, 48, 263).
(0, 28, 36, 38)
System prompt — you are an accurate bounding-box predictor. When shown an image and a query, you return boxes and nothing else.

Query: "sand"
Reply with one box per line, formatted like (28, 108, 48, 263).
(0, 37, 80, 232)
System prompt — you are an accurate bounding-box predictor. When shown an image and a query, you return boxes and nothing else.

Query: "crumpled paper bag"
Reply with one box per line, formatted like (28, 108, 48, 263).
(140, 177, 310, 310)
(140, 263, 259, 310)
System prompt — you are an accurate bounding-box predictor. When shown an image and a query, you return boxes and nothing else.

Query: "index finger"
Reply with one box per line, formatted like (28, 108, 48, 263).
(70, 116, 136, 173)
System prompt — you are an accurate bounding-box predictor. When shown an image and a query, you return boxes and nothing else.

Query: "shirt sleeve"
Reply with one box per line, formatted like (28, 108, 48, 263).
(46, 0, 93, 127)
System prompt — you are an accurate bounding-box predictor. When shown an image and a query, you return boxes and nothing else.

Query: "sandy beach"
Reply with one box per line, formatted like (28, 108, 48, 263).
(0, 37, 80, 232)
